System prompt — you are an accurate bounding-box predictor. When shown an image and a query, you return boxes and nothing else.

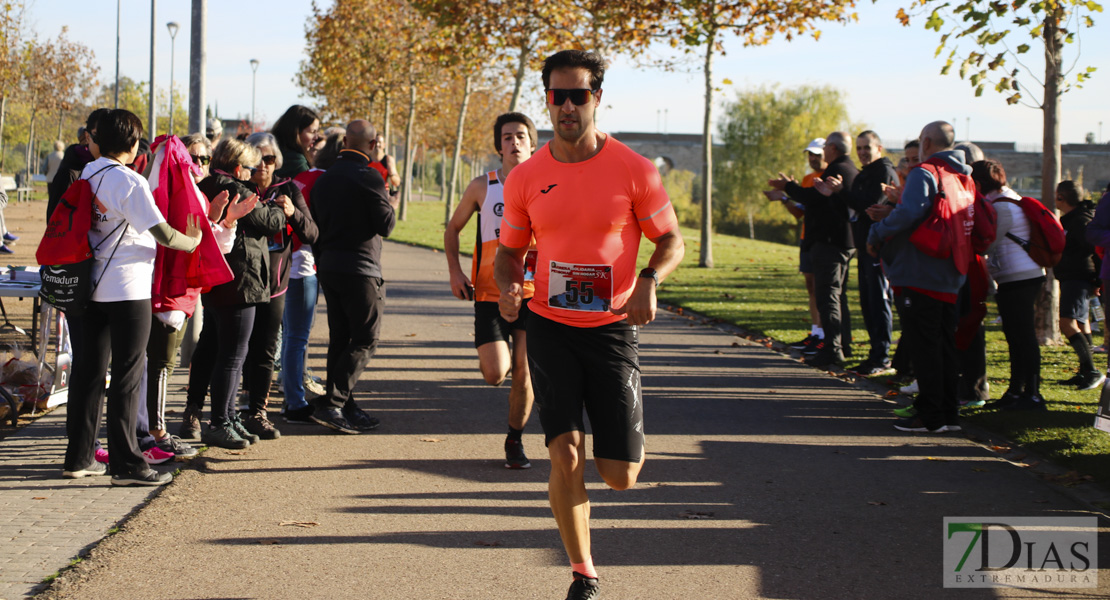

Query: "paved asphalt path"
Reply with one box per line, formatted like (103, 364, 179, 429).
(4, 240, 1109, 599)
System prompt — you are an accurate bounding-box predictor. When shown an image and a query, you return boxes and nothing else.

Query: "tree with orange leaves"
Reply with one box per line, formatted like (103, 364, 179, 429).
(601, 0, 859, 267)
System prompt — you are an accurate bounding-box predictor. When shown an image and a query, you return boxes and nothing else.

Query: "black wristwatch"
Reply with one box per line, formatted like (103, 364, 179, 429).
(639, 267, 659, 288)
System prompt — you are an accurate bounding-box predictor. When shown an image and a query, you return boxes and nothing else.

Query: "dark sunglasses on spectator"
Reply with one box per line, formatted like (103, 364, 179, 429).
(190, 154, 211, 166)
(261, 154, 277, 165)
(545, 88, 598, 106)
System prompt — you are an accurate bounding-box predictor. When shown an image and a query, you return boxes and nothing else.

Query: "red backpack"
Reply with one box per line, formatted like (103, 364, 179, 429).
(908, 158, 982, 274)
(993, 195, 1065, 268)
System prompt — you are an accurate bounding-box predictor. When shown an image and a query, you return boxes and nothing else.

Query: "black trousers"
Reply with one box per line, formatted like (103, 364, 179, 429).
(316, 272, 385, 410)
(186, 305, 215, 412)
(995, 277, 1044, 396)
(901, 289, 958, 429)
(242, 293, 286, 412)
(811, 241, 854, 356)
(64, 300, 151, 475)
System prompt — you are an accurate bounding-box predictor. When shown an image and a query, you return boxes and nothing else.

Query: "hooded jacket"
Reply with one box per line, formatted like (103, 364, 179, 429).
(310, 149, 395, 278)
(867, 149, 970, 296)
(1055, 199, 1099, 282)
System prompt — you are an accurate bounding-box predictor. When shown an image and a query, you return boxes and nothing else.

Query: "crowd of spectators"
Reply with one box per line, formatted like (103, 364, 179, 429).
(769, 121, 1107, 433)
(51, 105, 398, 485)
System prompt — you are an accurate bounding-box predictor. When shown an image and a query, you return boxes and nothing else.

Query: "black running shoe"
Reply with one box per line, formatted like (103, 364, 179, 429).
(342, 402, 381, 431)
(566, 572, 600, 600)
(1001, 392, 1048, 412)
(504, 438, 531, 469)
(803, 340, 826, 356)
(155, 434, 198, 459)
(282, 404, 315, 423)
(788, 335, 815, 350)
(985, 390, 1021, 410)
(111, 468, 172, 486)
(231, 415, 261, 444)
(312, 406, 361, 434)
(201, 423, 250, 449)
(1075, 371, 1106, 391)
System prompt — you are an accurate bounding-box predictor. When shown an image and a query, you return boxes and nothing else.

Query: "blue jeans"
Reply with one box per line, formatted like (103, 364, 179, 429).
(281, 275, 318, 410)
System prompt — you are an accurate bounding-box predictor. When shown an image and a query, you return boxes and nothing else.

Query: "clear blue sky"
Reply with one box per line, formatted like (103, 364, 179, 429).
(28, 0, 1110, 147)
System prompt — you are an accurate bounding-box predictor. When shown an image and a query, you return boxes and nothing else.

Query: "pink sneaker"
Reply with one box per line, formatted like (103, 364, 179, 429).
(142, 446, 174, 465)
(94, 448, 110, 464)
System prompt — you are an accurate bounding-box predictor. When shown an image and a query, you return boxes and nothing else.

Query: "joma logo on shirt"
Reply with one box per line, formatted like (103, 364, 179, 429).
(540, 184, 557, 194)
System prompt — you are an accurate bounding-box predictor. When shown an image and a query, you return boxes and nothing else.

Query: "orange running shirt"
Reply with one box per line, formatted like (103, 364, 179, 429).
(472, 171, 535, 302)
(500, 135, 678, 328)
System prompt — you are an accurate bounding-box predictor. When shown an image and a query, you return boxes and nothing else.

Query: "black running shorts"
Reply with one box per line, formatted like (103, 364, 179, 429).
(526, 312, 643, 462)
(474, 299, 529, 348)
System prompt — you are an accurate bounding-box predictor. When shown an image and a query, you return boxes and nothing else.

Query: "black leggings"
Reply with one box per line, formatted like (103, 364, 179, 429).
(995, 277, 1044, 396)
(242, 294, 286, 412)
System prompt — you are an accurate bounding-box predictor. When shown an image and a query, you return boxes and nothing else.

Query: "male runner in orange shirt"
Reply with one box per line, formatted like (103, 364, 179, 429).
(495, 50, 685, 600)
(445, 113, 538, 469)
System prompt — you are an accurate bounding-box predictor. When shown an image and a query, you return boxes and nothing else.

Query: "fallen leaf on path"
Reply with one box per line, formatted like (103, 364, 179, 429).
(867, 501, 887, 506)
(972, 468, 989, 472)
(678, 510, 714, 519)
(32, 496, 47, 500)
(258, 539, 281, 545)
(714, 350, 722, 354)
(885, 391, 899, 397)
(280, 521, 319, 528)
(420, 438, 444, 443)
(990, 445, 1012, 453)
(474, 540, 503, 547)
(405, 333, 417, 337)
(926, 457, 947, 462)
(731, 342, 740, 347)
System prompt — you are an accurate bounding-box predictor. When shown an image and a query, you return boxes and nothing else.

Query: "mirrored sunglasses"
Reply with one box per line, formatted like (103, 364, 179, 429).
(545, 88, 597, 106)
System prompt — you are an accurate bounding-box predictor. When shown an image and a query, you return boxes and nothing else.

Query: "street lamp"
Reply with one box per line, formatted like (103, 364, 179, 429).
(250, 58, 260, 131)
(167, 21, 180, 135)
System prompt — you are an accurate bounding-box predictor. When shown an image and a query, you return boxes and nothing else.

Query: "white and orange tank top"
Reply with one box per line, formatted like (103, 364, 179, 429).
(472, 171, 535, 302)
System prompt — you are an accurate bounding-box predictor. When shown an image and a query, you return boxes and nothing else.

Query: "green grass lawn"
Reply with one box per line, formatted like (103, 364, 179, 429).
(392, 199, 1110, 488)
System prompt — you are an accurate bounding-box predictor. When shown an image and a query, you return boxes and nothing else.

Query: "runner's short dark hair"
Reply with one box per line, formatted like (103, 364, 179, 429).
(493, 113, 537, 154)
(1057, 180, 1083, 206)
(95, 109, 144, 156)
(85, 108, 111, 134)
(542, 50, 606, 91)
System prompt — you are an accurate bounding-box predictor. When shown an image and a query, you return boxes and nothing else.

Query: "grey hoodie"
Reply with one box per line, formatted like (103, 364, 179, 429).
(866, 149, 970, 296)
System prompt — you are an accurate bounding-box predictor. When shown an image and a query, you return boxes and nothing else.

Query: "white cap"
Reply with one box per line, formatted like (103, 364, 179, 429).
(804, 138, 825, 154)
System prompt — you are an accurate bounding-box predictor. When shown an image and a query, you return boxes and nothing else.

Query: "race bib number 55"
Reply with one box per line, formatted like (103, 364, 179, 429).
(548, 261, 613, 312)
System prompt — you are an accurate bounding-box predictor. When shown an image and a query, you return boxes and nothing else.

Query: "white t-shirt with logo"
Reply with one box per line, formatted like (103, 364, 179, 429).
(81, 157, 166, 302)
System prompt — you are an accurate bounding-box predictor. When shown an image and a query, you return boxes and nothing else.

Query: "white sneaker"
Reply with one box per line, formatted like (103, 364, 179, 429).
(900, 379, 919, 394)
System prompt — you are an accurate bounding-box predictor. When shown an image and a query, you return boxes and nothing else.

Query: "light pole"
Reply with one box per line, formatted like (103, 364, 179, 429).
(167, 21, 180, 135)
(114, 0, 121, 107)
(250, 59, 260, 131)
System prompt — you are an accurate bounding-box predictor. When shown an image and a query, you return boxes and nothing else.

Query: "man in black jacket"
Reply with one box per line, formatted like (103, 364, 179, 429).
(770, 131, 859, 367)
(846, 131, 899, 375)
(309, 119, 399, 434)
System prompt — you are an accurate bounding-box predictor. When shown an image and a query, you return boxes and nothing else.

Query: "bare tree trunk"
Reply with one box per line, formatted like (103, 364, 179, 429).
(439, 147, 447, 203)
(0, 95, 7, 171)
(1035, 9, 1065, 345)
(748, 210, 755, 240)
(698, 28, 716, 268)
(400, 81, 416, 221)
(446, 74, 473, 226)
(56, 109, 64, 142)
(508, 41, 531, 113)
(24, 108, 37, 178)
(383, 93, 391, 148)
